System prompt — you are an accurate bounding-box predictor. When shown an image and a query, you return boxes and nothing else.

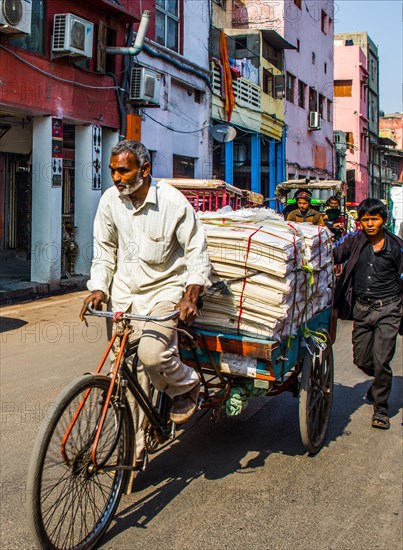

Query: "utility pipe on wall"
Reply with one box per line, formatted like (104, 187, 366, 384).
(106, 11, 151, 55)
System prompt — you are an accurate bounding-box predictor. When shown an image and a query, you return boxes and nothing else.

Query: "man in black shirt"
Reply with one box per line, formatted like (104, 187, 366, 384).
(333, 198, 403, 430)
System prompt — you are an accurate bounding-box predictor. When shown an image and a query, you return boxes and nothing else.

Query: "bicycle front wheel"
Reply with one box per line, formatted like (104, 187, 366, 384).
(26, 374, 133, 550)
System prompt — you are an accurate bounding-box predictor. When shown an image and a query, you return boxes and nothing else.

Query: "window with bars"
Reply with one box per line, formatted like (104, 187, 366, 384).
(263, 68, 274, 96)
(286, 73, 295, 103)
(319, 94, 325, 117)
(262, 41, 283, 71)
(10, 0, 45, 54)
(298, 80, 306, 108)
(309, 87, 317, 111)
(327, 99, 332, 122)
(173, 155, 195, 178)
(156, 0, 180, 53)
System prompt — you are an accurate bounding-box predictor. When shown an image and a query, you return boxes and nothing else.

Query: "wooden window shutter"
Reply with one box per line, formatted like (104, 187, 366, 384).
(97, 22, 107, 73)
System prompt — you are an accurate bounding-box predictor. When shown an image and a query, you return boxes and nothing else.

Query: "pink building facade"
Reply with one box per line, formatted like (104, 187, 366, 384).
(333, 44, 369, 202)
(233, 0, 334, 182)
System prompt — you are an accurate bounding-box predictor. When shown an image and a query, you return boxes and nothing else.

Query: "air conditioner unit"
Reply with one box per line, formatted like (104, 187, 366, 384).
(0, 0, 32, 34)
(309, 111, 321, 130)
(129, 67, 161, 105)
(52, 13, 94, 59)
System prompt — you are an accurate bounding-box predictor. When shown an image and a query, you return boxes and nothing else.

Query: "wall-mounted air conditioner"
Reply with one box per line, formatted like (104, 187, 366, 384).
(0, 0, 32, 34)
(309, 111, 321, 130)
(52, 13, 94, 59)
(129, 67, 161, 105)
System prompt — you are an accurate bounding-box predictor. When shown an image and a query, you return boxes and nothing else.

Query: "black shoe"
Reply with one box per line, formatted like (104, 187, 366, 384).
(170, 382, 200, 424)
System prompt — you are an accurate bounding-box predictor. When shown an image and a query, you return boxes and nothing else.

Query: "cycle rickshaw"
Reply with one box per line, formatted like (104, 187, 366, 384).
(26, 178, 335, 549)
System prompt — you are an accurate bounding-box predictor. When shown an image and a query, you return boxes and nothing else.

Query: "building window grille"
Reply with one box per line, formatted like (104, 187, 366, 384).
(298, 80, 306, 109)
(319, 94, 325, 118)
(173, 155, 195, 178)
(327, 99, 332, 122)
(10, 0, 45, 54)
(309, 87, 318, 111)
(286, 73, 295, 103)
(262, 41, 283, 71)
(263, 68, 273, 97)
(156, 0, 180, 53)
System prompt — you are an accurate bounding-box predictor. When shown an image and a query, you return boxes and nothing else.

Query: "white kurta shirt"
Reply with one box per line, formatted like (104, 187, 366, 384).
(87, 178, 211, 314)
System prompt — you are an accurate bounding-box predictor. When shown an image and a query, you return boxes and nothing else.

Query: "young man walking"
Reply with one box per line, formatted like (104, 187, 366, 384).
(333, 198, 403, 429)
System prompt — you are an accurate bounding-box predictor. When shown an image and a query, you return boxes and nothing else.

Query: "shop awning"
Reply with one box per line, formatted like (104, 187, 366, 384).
(261, 30, 297, 50)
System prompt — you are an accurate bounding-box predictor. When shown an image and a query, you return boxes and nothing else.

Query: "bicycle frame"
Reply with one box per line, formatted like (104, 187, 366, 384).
(61, 307, 180, 471)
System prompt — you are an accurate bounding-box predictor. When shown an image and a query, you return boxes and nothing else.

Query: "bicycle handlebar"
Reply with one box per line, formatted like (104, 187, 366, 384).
(85, 305, 180, 323)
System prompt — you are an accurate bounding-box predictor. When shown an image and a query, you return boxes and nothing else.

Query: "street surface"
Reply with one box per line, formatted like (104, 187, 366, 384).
(0, 291, 402, 550)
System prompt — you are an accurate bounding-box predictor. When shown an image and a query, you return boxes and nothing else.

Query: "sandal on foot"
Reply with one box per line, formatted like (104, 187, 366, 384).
(372, 411, 390, 430)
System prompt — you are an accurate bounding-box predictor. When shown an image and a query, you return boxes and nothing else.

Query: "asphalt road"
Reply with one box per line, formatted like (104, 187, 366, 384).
(0, 292, 402, 550)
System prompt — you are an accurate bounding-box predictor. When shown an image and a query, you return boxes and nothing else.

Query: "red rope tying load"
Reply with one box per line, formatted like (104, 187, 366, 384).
(113, 311, 124, 323)
(237, 226, 263, 334)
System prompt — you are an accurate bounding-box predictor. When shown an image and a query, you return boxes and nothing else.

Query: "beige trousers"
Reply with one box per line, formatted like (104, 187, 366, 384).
(108, 301, 199, 466)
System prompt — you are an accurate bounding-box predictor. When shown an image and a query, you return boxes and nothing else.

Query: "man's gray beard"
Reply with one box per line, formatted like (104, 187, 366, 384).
(118, 175, 143, 196)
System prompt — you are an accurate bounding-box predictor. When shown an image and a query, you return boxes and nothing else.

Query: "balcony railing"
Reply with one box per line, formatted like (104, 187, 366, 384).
(381, 166, 393, 181)
(212, 64, 261, 111)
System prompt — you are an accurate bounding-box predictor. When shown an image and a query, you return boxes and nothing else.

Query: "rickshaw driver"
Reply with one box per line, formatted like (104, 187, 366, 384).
(286, 189, 325, 226)
(79, 140, 212, 468)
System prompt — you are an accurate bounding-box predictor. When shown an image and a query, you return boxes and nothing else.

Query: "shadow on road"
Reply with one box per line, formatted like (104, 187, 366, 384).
(102, 373, 403, 544)
(330, 374, 403, 435)
(0, 316, 27, 333)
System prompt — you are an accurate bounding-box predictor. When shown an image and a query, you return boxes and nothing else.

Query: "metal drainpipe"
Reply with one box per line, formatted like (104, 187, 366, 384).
(106, 11, 151, 56)
(105, 10, 151, 138)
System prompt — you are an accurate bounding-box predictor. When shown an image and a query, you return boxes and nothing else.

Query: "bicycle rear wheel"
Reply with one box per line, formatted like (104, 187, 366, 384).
(26, 374, 133, 550)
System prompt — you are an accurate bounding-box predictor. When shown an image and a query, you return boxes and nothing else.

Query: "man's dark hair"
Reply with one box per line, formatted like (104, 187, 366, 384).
(111, 140, 151, 167)
(326, 195, 340, 206)
(357, 198, 387, 221)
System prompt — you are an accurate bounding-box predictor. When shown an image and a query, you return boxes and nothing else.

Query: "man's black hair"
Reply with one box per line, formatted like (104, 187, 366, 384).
(111, 140, 151, 167)
(326, 195, 340, 206)
(357, 198, 387, 221)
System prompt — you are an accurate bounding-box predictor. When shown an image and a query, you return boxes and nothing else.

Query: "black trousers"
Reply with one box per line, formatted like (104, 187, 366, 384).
(352, 297, 402, 414)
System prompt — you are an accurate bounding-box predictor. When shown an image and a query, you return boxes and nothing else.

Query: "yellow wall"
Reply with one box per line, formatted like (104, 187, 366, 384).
(260, 57, 285, 141)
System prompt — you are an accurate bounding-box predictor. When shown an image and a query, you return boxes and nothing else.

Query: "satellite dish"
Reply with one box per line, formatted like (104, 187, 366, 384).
(211, 124, 237, 143)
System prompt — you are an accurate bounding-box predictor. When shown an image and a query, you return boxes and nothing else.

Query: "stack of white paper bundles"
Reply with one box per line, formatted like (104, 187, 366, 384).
(195, 208, 333, 341)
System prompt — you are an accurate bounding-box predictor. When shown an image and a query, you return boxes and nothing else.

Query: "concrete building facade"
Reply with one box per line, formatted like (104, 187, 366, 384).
(333, 43, 369, 202)
(335, 33, 381, 197)
(210, 1, 292, 201)
(0, 0, 211, 288)
(231, 0, 335, 182)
